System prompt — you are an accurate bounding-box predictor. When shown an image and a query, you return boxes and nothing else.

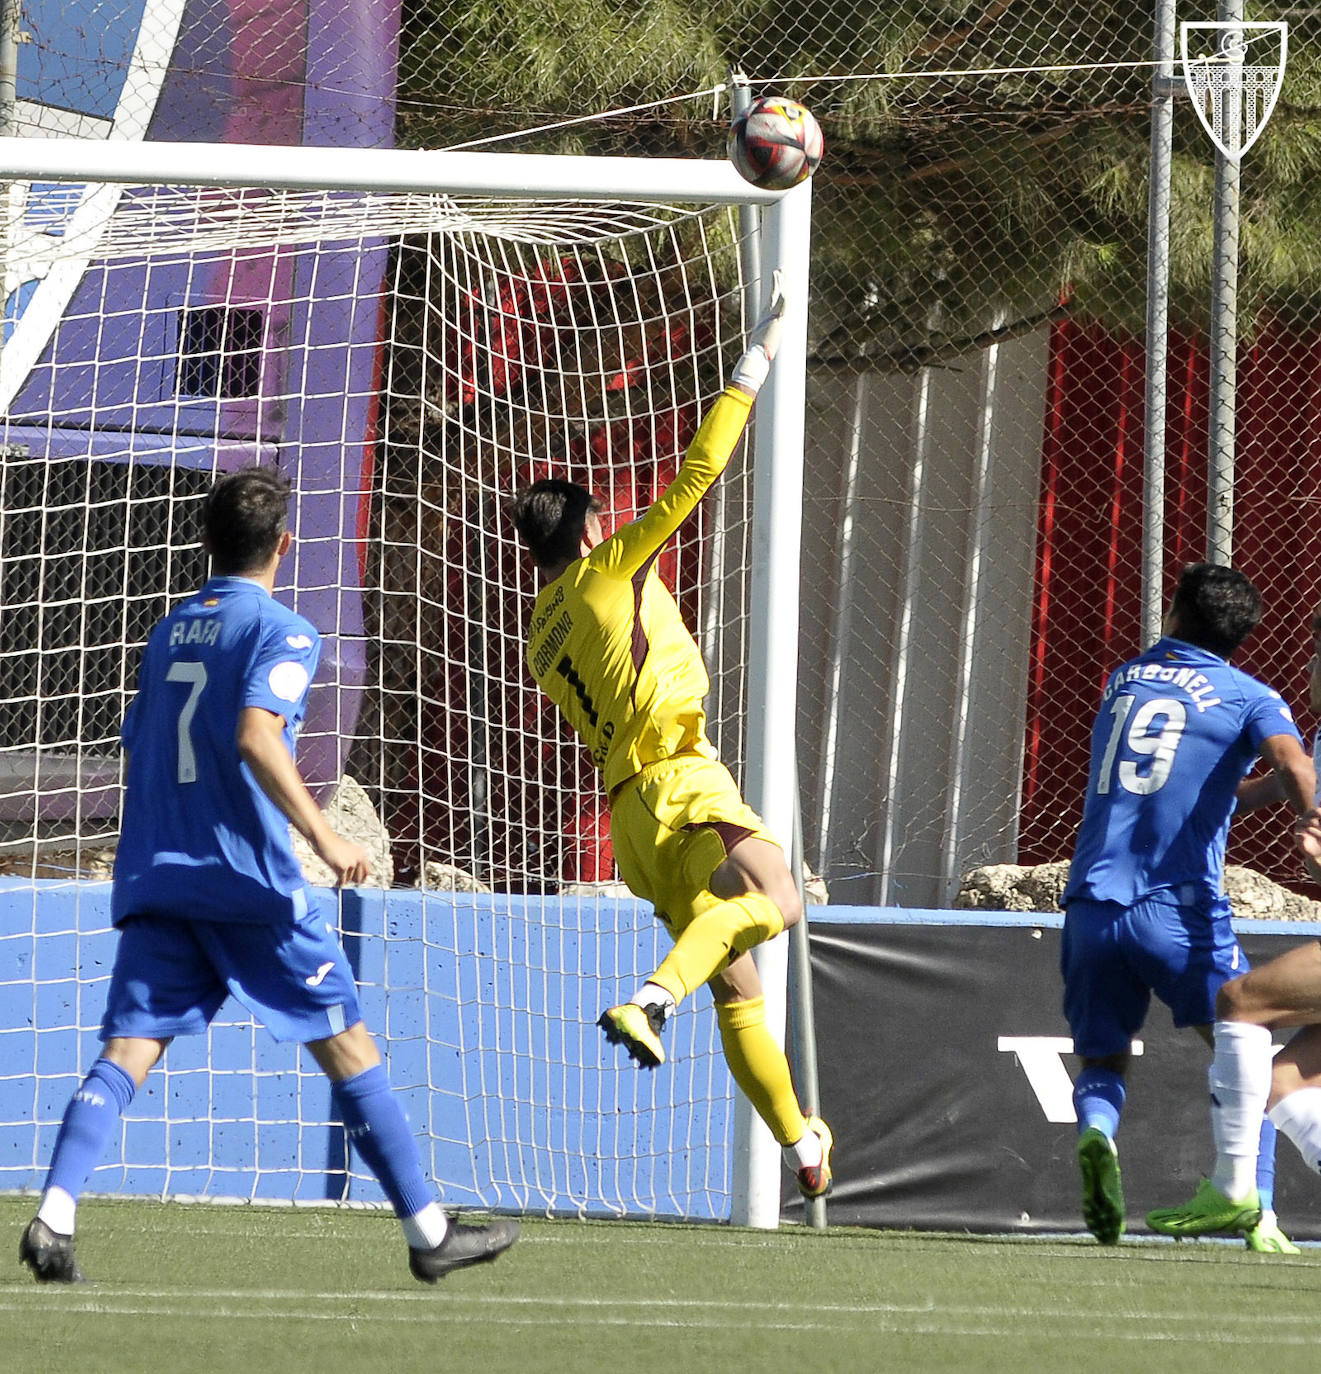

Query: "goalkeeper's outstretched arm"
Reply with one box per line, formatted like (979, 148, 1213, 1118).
(511, 276, 789, 579)
(729, 269, 787, 398)
(590, 274, 788, 578)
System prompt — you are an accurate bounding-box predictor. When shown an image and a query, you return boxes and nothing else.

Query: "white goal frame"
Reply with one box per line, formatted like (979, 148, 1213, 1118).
(0, 135, 812, 1229)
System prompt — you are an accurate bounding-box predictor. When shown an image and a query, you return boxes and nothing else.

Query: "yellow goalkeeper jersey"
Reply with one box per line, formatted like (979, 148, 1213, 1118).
(525, 386, 754, 795)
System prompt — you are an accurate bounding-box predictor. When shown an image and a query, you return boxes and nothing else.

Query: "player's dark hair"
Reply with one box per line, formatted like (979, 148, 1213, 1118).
(201, 465, 292, 575)
(509, 479, 602, 569)
(1169, 562, 1262, 658)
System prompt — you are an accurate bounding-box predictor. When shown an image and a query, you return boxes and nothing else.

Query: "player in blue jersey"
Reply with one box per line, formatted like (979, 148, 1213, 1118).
(19, 466, 517, 1285)
(1060, 563, 1316, 1248)
(1148, 609, 1321, 1240)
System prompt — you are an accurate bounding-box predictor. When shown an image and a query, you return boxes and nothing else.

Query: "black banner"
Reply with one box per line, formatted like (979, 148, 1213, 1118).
(783, 918, 1321, 1238)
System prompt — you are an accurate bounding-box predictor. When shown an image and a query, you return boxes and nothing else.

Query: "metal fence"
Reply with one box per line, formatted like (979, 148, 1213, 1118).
(7, 0, 1321, 904)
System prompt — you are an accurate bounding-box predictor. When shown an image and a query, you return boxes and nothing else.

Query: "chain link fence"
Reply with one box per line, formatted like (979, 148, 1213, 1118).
(393, 0, 1321, 903)
(7, 0, 1321, 904)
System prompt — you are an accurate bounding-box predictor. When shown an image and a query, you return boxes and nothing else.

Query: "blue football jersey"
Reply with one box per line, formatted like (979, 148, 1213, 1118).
(112, 576, 321, 926)
(1064, 636, 1302, 907)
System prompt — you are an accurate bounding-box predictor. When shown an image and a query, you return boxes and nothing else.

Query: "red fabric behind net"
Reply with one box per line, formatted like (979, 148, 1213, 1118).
(1022, 317, 1321, 892)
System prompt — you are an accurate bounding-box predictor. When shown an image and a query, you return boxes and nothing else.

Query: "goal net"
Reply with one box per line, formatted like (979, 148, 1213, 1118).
(0, 142, 809, 1223)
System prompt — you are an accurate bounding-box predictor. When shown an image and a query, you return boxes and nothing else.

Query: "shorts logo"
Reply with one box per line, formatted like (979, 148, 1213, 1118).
(306, 961, 335, 987)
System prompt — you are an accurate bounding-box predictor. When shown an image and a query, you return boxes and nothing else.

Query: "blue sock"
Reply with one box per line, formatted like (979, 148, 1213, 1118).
(1073, 1067, 1126, 1139)
(1256, 1114, 1277, 1213)
(45, 1058, 137, 1201)
(331, 1064, 436, 1219)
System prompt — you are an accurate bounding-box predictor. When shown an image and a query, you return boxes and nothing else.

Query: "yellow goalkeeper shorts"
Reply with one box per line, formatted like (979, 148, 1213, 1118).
(608, 753, 781, 935)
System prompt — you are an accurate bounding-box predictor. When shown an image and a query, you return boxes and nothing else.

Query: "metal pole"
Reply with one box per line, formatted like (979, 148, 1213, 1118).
(0, 3, 17, 136)
(734, 183, 812, 1230)
(1143, 0, 1177, 642)
(1208, 0, 1244, 564)
(0, 0, 19, 373)
(728, 70, 763, 298)
(702, 71, 760, 706)
(790, 783, 826, 1230)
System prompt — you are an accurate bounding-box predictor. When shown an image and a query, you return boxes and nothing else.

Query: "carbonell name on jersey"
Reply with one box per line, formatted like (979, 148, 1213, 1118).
(168, 617, 223, 649)
(1101, 660, 1231, 712)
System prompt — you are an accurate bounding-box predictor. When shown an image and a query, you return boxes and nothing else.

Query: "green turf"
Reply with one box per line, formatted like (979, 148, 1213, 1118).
(3, 1196, 1320, 1374)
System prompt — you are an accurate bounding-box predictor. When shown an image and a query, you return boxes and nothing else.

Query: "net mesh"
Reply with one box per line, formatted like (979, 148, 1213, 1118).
(5, 0, 1321, 1214)
(0, 170, 764, 1214)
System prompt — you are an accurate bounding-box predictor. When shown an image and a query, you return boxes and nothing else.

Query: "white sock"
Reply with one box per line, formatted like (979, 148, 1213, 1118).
(630, 983, 676, 1019)
(36, 1186, 76, 1237)
(783, 1123, 823, 1172)
(1208, 1020, 1274, 1201)
(400, 1202, 449, 1251)
(1269, 1086, 1321, 1175)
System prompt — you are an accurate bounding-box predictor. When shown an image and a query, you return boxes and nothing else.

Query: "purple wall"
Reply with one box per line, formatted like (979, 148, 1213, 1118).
(11, 0, 404, 792)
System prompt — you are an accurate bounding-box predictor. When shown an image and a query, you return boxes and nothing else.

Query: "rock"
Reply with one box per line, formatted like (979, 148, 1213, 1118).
(290, 775, 394, 888)
(1016, 861, 1070, 912)
(802, 865, 830, 906)
(558, 880, 634, 898)
(955, 859, 1321, 921)
(0, 845, 117, 880)
(419, 861, 492, 893)
(1224, 865, 1321, 922)
(955, 863, 1049, 912)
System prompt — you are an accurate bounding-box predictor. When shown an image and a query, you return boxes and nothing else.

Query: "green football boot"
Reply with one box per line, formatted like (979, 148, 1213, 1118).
(1076, 1126, 1125, 1245)
(1244, 1211, 1300, 1254)
(1146, 1178, 1261, 1238)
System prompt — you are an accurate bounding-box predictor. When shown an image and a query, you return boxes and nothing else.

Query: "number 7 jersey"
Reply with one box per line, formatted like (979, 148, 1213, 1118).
(1063, 635, 1303, 907)
(525, 387, 753, 795)
(112, 576, 321, 926)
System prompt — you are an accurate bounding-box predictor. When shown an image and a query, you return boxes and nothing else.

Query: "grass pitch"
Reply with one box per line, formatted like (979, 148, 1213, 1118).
(3, 1196, 1320, 1374)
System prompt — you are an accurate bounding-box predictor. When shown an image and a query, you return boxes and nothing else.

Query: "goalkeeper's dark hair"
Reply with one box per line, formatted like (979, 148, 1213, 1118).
(509, 479, 601, 569)
(201, 465, 292, 575)
(1169, 562, 1262, 658)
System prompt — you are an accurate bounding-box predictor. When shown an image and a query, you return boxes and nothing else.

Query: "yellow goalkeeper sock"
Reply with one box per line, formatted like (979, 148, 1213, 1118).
(650, 892, 785, 1003)
(716, 996, 807, 1147)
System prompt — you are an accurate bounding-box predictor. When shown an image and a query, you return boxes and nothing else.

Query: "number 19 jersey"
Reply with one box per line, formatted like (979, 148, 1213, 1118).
(111, 576, 321, 927)
(1063, 636, 1302, 908)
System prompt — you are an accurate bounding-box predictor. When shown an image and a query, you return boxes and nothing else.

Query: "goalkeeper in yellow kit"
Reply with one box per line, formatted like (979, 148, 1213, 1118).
(510, 276, 831, 1199)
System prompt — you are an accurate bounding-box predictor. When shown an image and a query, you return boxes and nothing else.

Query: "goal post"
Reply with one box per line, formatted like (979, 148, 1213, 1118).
(0, 136, 813, 1227)
(737, 184, 812, 1228)
(0, 136, 791, 204)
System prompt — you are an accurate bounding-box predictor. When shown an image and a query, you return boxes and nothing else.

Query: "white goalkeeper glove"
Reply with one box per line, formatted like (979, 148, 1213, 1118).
(730, 270, 788, 396)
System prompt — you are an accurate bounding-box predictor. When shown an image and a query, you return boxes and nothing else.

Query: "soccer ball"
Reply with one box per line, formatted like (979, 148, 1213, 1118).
(728, 96, 824, 191)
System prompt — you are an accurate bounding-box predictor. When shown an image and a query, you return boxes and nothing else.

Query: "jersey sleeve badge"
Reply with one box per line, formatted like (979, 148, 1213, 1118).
(267, 660, 311, 703)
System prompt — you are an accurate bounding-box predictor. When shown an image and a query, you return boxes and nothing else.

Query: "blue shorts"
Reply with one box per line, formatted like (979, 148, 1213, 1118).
(1061, 888, 1247, 1058)
(101, 910, 363, 1044)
